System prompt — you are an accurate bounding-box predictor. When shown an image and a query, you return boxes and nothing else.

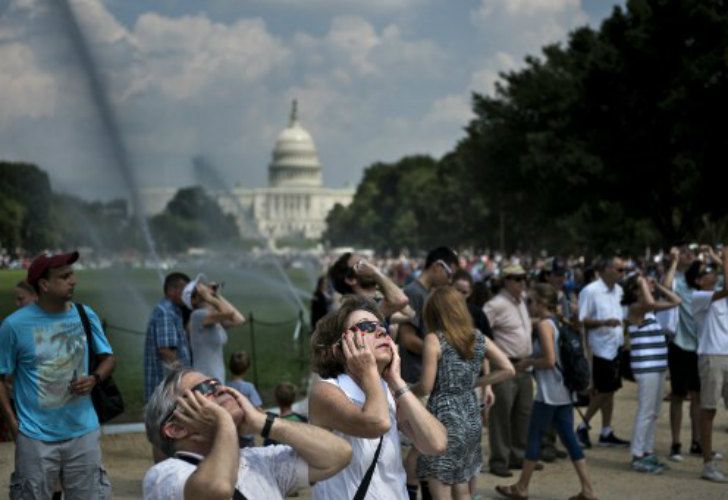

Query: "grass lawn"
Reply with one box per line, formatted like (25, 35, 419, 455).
(0, 263, 318, 422)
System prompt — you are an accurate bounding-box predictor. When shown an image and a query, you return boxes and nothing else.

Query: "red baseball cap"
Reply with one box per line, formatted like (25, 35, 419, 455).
(27, 251, 80, 286)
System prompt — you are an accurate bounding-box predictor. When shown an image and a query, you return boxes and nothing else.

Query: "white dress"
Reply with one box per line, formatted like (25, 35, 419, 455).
(312, 374, 408, 500)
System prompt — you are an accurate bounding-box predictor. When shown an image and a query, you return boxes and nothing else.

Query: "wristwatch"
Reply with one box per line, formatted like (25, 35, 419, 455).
(92, 373, 102, 386)
(261, 412, 278, 439)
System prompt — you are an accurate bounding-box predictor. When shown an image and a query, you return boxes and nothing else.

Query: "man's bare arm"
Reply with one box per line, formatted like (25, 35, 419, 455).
(0, 375, 17, 439)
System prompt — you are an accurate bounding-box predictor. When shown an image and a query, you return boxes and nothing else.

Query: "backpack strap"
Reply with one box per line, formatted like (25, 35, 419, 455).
(353, 435, 384, 500)
(175, 454, 248, 500)
(75, 303, 95, 369)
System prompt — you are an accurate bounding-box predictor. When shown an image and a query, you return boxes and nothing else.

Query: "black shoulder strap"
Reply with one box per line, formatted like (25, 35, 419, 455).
(353, 436, 384, 500)
(75, 303, 95, 368)
(175, 454, 248, 500)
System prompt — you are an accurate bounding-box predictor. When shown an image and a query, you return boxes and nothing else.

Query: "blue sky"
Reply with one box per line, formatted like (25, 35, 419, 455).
(0, 0, 624, 202)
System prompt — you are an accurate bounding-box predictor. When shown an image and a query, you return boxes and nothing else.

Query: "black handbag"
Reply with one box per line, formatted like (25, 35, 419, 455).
(75, 303, 125, 423)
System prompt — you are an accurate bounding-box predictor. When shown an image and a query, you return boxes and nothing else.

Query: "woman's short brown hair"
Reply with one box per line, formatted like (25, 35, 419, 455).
(310, 295, 384, 379)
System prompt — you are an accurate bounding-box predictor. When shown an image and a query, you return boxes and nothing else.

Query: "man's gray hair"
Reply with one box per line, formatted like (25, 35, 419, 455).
(145, 367, 196, 458)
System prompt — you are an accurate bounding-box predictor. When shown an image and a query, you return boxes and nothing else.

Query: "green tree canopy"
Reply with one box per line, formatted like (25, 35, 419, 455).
(326, 0, 728, 254)
(150, 185, 241, 251)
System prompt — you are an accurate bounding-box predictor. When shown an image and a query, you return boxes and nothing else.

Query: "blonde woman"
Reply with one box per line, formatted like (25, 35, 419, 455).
(416, 286, 515, 500)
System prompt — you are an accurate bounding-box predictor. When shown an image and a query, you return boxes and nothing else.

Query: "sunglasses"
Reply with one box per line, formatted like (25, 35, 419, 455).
(348, 320, 386, 334)
(507, 275, 527, 282)
(615, 267, 627, 273)
(160, 378, 222, 434)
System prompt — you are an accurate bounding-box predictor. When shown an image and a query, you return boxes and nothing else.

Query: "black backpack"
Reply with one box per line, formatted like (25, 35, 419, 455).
(552, 317, 590, 393)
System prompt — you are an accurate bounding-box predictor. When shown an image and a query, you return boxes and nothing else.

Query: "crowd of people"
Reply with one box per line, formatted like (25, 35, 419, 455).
(0, 242, 726, 499)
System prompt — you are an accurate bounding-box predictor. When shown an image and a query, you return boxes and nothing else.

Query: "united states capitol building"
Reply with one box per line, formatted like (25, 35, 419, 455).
(142, 101, 354, 242)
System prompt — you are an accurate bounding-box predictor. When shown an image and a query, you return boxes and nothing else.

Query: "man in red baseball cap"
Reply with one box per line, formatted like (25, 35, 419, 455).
(0, 251, 115, 499)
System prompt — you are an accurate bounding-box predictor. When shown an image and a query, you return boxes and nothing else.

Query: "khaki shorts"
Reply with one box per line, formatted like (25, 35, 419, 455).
(698, 354, 728, 410)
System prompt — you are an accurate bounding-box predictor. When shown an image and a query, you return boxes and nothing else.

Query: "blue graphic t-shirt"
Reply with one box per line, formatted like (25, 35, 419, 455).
(0, 303, 113, 442)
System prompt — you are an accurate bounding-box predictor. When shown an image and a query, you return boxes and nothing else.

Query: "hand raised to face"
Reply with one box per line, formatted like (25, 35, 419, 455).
(173, 390, 231, 441)
(341, 330, 378, 384)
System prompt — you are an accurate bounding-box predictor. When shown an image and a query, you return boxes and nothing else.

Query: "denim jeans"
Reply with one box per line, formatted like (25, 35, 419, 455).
(525, 401, 584, 461)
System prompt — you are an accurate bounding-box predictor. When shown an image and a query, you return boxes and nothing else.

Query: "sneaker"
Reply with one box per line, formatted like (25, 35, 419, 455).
(702, 461, 728, 483)
(631, 456, 664, 474)
(577, 426, 592, 449)
(598, 432, 630, 447)
(643, 453, 668, 469)
(669, 443, 684, 462)
(689, 441, 724, 460)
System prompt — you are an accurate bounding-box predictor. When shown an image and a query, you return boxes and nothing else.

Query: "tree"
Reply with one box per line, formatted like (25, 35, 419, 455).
(150, 185, 241, 251)
(0, 161, 56, 251)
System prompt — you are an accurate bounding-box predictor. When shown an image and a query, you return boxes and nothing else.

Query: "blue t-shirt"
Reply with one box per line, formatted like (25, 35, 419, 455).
(0, 303, 113, 442)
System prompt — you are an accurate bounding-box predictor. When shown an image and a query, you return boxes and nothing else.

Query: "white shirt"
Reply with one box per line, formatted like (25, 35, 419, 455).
(578, 279, 624, 360)
(143, 445, 308, 500)
(692, 291, 728, 355)
(312, 374, 408, 500)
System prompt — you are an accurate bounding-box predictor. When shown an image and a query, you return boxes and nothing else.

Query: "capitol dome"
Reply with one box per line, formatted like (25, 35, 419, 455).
(269, 100, 322, 188)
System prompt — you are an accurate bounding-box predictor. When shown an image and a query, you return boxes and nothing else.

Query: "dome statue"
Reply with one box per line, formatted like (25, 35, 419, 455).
(269, 100, 323, 188)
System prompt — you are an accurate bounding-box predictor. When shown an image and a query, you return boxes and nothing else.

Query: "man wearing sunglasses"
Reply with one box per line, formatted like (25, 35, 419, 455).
(576, 257, 630, 449)
(483, 264, 533, 477)
(144, 368, 352, 499)
(687, 247, 728, 482)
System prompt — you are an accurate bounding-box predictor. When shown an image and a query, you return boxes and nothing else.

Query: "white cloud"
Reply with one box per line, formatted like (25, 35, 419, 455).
(471, 0, 588, 50)
(424, 94, 473, 125)
(0, 43, 57, 120)
(476, 0, 581, 18)
(124, 14, 290, 100)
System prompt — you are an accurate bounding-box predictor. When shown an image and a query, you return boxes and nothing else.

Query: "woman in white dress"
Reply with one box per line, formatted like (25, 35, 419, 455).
(309, 296, 447, 499)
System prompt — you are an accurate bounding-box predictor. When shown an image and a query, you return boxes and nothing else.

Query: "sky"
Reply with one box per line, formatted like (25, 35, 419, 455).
(0, 0, 625, 202)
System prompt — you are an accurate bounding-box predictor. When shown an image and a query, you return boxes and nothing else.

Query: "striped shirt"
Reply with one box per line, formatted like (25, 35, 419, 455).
(628, 314, 668, 374)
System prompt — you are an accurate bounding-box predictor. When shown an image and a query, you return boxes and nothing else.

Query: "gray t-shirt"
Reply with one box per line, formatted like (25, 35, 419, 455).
(189, 308, 228, 382)
(400, 279, 429, 384)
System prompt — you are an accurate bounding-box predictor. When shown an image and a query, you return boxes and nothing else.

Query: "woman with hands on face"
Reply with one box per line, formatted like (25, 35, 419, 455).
(309, 296, 447, 500)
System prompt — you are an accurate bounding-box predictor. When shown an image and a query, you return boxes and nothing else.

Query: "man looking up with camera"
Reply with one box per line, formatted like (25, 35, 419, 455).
(182, 275, 245, 383)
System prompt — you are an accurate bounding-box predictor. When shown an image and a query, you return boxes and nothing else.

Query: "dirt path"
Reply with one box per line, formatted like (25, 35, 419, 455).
(1, 381, 727, 498)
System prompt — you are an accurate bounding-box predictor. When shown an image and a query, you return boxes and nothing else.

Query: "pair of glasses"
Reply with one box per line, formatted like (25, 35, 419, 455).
(159, 378, 222, 435)
(436, 260, 454, 278)
(348, 320, 386, 334)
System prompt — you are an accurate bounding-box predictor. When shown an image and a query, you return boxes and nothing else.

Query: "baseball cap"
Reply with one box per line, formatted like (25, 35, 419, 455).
(182, 273, 206, 309)
(27, 251, 80, 286)
(502, 263, 527, 277)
